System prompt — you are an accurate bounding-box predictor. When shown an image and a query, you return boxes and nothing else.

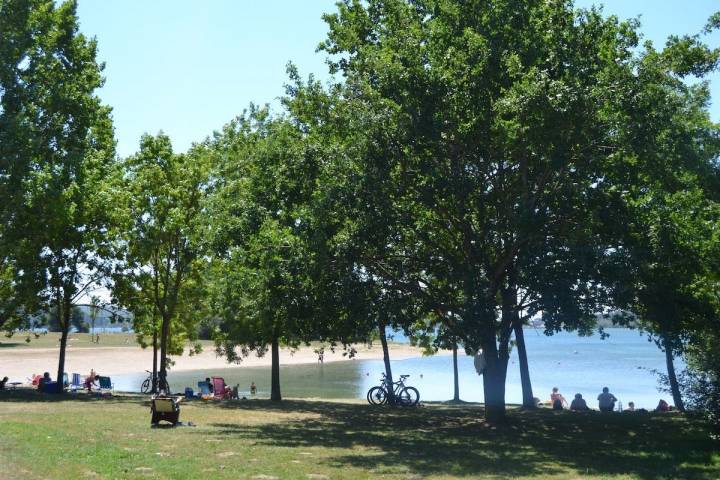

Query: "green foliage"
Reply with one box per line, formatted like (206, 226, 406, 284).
(296, 0, 672, 418)
(70, 307, 88, 333)
(112, 133, 210, 374)
(208, 109, 323, 357)
(0, 0, 116, 390)
(0, 260, 19, 329)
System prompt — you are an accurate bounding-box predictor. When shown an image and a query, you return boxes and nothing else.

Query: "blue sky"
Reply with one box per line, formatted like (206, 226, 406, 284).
(76, 0, 720, 158)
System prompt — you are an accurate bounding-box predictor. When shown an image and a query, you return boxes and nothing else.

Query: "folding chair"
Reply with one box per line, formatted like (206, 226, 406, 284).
(211, 377, 229, 399)
(98, 376, 114, 393)
(150, 396, 180, 426)
(197, 381, 211, 397)
(69, 373, 82, 392)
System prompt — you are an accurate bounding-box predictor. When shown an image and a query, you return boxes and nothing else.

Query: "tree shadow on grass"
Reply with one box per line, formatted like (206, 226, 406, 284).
(199, 399, 717, 479)
(0, 389, 147, 405)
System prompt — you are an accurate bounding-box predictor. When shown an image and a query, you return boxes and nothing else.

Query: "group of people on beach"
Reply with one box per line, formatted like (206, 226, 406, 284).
(548, 386, 674, 412)
(0, 368, 103, 393)
(200, 377, 257, 399)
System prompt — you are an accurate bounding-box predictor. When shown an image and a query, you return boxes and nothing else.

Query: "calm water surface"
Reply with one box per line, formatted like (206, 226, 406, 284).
(113, 328, 673, 410)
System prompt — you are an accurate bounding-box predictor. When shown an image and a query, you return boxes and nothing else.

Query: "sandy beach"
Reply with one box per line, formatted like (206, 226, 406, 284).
(0, 337, 439, 383)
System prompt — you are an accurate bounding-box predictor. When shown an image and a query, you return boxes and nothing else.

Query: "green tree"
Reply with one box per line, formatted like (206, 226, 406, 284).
(0, 0, 115, 391)
(0, 261, 16, 329)
(599, 22, 720, 412)
(305, 0, 649, 420)
(113, 133, 208, 391)
(70, 307, 88, 333)
(208, 109, 341, 402)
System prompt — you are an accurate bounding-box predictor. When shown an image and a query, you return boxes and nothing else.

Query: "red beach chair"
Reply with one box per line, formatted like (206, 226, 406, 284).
(211, 377, 230, 399)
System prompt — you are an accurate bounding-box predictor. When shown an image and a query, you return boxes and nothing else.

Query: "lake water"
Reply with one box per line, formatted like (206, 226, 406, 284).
(113, 328, 674, 410)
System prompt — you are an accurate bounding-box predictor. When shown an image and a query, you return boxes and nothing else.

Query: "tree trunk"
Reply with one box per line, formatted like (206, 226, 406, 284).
(56, 299, 71, 394)
(270, 335, 281, 402)
(159, 313, 170, 392)
(514, 320, 535, 408)
(452, 342, 460, 402)
(151, 325, 158, 394)
(663, 336, 685, 412)
(378, 319, 395, 403)
(483, 358, 508, 422)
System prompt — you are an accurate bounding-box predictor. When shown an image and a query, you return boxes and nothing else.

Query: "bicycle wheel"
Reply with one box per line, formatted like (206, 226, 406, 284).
(140, 378, 151, 394)
(367, 386, 388, 405)
(398, 386, 420, 406)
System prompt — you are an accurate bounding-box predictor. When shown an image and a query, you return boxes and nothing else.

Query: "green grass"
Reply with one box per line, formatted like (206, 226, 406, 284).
(0, 391, 717, 479)
(0, 332, 217, 350)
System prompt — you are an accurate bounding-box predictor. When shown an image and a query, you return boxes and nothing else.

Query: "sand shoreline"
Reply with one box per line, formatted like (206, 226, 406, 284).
(0, 341, 446, 383)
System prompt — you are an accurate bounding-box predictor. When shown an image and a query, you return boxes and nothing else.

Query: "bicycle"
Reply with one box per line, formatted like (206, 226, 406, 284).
(366, 373, 420, 406)
(140, 370, 170, 394)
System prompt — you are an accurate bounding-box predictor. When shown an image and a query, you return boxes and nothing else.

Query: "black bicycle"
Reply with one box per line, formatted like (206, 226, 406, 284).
(140, 370, 170, 394)
(367, 373, 420, 406)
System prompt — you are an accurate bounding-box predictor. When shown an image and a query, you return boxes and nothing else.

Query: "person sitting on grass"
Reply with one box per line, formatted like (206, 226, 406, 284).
(551, 387, 568, 410)
(570, 393, 590, 411)
(38, 372, 51, 390)
(655, 399, 670, 412)
(598, 387, 618, 412)
(0, 376, 8, 390)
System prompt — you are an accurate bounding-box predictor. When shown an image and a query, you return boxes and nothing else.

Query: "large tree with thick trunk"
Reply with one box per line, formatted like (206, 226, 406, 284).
(305, 0, 647, 421)
(0, 0, 115, 390)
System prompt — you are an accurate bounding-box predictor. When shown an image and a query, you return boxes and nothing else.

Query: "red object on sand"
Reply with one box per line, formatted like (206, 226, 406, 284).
(211, 377, 230, 399)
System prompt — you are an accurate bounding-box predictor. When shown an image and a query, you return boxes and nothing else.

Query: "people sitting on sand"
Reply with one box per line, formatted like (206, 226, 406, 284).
(626, 401, 636, 412)
(84, 374, 99, 393)
(550, 387, 568, 410)
(570, 393, 590, 411)
(38, 372, 52, 390)
(598, 387, 618, 412)
(250, 381, 257, 395)
(655, 399, 670, 412)
(0, 376, 8, 390)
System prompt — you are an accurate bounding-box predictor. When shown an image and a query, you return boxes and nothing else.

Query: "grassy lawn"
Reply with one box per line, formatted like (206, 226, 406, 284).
(0, 332, 139, 349)
(0, 391, 717, 479)
(0, 332, 218, 350)
(0, 333, 395, 351)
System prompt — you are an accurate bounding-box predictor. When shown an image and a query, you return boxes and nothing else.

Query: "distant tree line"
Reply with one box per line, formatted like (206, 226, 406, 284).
(1, 0, 719, 434)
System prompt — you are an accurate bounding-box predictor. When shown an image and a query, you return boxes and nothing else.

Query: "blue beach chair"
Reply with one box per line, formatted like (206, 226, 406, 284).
(197, 381, 211, 397)
(98, 376, 114, 394)
(69, 373, 82, 392)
